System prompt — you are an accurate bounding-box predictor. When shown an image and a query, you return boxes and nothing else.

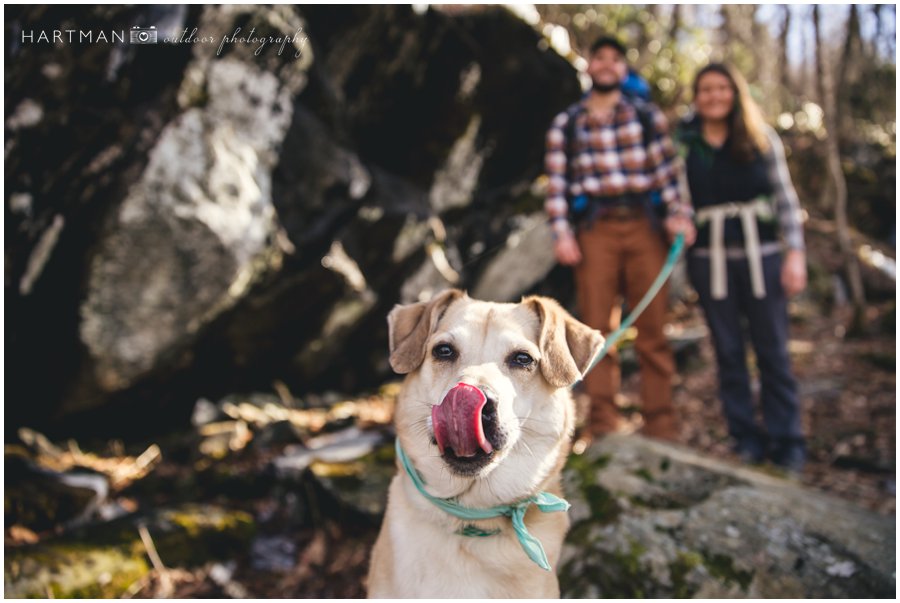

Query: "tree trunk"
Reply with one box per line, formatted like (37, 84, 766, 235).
(839, 4, 863, 84)
(813, 5, 867, 333)
(871, 4, 895, 58)
(718, 5, 734, 61)
(779, 5, 793, 110)
(669, 4, 681, 42)
(800, 7, 813, 99)
(837, 4, 862, 140)
(747, 5, 763, 83)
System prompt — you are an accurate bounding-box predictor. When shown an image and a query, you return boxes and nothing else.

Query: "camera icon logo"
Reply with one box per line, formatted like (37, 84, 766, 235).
(130, 26, 158, 44)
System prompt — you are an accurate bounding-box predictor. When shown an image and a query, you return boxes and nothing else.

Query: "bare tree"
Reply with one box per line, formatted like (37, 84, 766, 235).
(813, 5, 867, 332)
(837, 4, 863, 139)
(748, 4, 764, 83)
(779, 5, 793, 110)
(839, 4, 863, 83)
(718, 4, 734, 62)
(669, 4, 681, 42)
(800, 9, 812, 99)
(871, 4, 896, 58)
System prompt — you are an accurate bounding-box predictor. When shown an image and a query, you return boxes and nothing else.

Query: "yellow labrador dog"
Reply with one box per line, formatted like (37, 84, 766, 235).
(367, 289, 603, 598)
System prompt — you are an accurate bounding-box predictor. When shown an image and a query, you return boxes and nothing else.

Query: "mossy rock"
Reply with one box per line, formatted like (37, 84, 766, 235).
(5, 544, 149, 599)
(309, 441, 397, 518)
(558, 434, 895, 598)
(4, 504, 255, 598)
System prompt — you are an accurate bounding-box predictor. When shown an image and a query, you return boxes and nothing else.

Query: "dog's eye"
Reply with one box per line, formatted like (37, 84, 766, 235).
(508, 351, 535, 368)
(432, 343, 458, 361)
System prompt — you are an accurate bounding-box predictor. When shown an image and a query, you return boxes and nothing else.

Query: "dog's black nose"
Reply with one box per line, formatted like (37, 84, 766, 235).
(479, 384, 497, 403)
(478, 388, 507, 452)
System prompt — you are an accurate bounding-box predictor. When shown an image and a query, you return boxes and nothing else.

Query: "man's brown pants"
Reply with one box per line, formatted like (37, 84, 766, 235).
(574, 215, 678, 440)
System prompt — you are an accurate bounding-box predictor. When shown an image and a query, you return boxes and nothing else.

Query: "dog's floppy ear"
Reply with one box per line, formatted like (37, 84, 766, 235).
(525, 295, 604, 388)
(387, 289, 465, 374)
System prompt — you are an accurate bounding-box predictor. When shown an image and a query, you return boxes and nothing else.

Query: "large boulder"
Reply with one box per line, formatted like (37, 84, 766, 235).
(559, 434, 895, 598)
(5, 5, 199, 428)
(5, 5, 581, 435)
(204, 5, 582, 396)
(79, 56, 300, 395)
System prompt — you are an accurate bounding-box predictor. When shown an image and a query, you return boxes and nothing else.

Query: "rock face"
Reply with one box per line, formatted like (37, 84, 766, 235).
(5, 5, 201, 428)
(80, 57, 299, 393)
(471, 212, 557, 302)
(5, 5, 581, 433)
(559, 435, 895, 598)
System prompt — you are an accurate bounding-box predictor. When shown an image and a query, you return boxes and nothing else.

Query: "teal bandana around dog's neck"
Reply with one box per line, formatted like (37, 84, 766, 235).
(394, 438, 570, 571)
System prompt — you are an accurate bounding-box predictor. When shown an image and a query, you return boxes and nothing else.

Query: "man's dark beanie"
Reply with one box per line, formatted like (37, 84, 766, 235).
(590, 35, 627, 57)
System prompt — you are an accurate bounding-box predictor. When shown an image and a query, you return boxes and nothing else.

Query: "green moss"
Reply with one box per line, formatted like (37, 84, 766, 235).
(563, 547, 751, 599)
(564, 451, 621, 526)
(617, 540, 647, 574)
(154, 507, 255, 566)
(594, 453, 612, 469)
(566, 451, 612, 479)
(6, 544, 149, 598)
(559, 539, 649, 598)
(629, 493, 688, 511)
(564, 452, 591, 484)
(5, 506, 255, 597)
(633, 467, 655, 483)
(702, 551, 753, 590)
(167, 509, 205, 537)
(603, 541, 649, 598)
(564, 521, 594, 548)
(583, 484, 621, 523)
(372, 442, 397, 464)
(670, 551, 704, 598)
(54, 555, 148, 598)
(659, 457, 671, 472)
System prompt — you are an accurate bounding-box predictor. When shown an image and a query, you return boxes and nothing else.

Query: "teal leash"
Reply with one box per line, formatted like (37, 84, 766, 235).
(395, 438, 569, 571)
(572, 232, 686, 388)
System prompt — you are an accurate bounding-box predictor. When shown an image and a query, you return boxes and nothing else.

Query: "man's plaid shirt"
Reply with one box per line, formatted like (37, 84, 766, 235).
(544, 98, 691, 238)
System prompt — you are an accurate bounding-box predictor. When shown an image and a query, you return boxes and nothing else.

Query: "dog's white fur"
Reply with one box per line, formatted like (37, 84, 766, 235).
(367, 289, 603, 598)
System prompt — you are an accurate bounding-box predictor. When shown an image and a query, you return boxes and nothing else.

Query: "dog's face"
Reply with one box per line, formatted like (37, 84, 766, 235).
(388, 289, 603, 506)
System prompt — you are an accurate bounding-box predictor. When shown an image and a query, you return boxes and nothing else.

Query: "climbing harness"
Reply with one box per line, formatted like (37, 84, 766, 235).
(694, 196, 773, 300)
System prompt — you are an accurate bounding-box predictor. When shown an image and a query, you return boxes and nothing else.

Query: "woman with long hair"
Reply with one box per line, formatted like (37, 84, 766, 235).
(679, 63, 807, 471)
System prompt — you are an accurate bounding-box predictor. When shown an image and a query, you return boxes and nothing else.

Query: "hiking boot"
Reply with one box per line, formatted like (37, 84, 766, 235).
(770, 446, 806, 474)
(587, 396, 622, 435)
(639, 411, 679, 442)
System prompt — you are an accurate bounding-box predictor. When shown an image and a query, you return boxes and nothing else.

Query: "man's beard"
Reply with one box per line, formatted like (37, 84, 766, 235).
(592, 81, 621, 94)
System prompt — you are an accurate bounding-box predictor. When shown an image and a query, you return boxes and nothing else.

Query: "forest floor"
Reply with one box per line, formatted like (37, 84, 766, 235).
(626, 299, 895, 517)
(5, 298, 895, 598)
(175, 297, 896, 598)
(125, 300, 900, 597)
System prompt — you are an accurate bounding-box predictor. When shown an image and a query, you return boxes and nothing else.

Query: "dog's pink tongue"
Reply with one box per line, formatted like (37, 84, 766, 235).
(432, 383, 493, 457)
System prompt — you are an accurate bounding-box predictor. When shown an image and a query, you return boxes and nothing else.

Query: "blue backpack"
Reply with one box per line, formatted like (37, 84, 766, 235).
(622, 68, 652, 102)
